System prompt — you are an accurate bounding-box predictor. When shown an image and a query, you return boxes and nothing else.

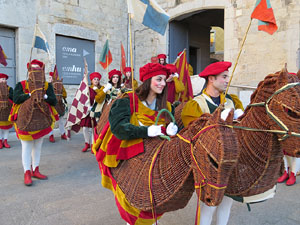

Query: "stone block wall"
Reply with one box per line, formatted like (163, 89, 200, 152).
(1, 0, 299, 98)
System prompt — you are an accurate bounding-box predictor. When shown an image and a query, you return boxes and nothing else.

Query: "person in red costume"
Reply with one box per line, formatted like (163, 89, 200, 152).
(0, 73, 13, 149)
(165, 64, 185, 104)
(122, 67, 138, 91)
(80, 72, 106, 152)
(157, 53, 167, 65)
(10, 59, 58, 186)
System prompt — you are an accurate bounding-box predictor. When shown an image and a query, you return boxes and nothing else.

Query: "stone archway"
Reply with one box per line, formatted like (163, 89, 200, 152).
(167, 1, 227, 74)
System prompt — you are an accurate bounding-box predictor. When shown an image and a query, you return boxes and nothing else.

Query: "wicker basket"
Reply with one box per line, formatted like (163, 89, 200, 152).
(0, 83, 12, 121)
(110, 108, 239, 212)
(226, 70, 300, 197)
(16, 66, 53, 132)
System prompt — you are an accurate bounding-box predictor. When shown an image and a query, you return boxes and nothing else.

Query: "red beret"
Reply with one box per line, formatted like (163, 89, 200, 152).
(27, 59, 44, 69)
(49, 72, 53, 77)
(157, 54, 166, 59)
(199, 61, 232, 78)
(90, 72, 102, 81)
(165, 64, 178, 74)
(108, 69, 122, 79)
(0, 73, 8, 79)
(124, 67, 133, 73)
(139, 63, 170, 82)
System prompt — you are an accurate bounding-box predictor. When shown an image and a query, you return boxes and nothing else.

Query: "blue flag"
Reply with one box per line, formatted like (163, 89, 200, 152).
(34, 25, 50, 54)
(127, 0, 170, 35)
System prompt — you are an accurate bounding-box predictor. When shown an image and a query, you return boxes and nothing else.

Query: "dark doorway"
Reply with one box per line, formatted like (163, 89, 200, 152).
(169, 9, 224, 74)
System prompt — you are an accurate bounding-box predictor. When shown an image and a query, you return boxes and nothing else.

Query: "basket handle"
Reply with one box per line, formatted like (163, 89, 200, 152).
(154, 108, 176, 141)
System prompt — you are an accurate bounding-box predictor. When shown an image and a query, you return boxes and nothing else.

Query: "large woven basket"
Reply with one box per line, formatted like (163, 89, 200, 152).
(16, 100, 53, 132)
(55, 100, 66, 117)
(16, 67, 53, 132)
(110, 136, 194, 214)
(226, 70, 299, 196)
(0, 83, 12, 121)
(96, 102, 111, 135)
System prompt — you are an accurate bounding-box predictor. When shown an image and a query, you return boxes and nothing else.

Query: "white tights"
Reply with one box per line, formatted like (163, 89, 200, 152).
(0, 129, 9, 140)
(284, 155, 297, 174)
(200, 196, 233, 225)
(83, 127, 93, 144)
(21, 138, 44, 172)
(49, 117, 66, 136)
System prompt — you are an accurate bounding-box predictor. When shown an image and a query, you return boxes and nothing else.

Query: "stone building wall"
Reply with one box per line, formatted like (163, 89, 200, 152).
(0, 0, 128, 83)
(0, 0, 128, 102)
(133, 0, 300, 87)
(1, 0, 299, 100)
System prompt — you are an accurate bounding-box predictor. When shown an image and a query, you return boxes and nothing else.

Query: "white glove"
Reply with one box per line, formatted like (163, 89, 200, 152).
(221, 108, 231, 121)
(28, 93, 31, 97)
(93, 86, 98, 90)
(121, 83, 124, 87)
(173, 73, 179, 78)
(147, 125, 163, 137)
(103, 83, 112, 93)
(166, 122, 178, 136)
(233, 109, 244, 120)
(44, 94, 48, 99)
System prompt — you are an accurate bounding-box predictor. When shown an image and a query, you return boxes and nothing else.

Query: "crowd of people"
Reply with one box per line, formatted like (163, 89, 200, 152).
(0, 52, 298, 225)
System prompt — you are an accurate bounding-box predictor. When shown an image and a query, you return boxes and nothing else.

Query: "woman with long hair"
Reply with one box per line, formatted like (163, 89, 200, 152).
(79, 72, 106, 152)
(122, 67, 138, 91)
(104, 69, 122, 102)
(93, 63, 178, 225)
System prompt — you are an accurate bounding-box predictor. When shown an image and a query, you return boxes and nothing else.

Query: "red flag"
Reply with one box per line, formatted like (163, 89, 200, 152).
(174, 50, 193, 102)
(99, 40, 112, 69)
(53, 65, 59, 80)
(0, 45, 8, 67)
(120, 43, 126, 74)
(251, 0, 277, 35)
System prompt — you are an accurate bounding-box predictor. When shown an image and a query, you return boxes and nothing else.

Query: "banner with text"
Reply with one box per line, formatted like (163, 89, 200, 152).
(56, 35, 95, 85)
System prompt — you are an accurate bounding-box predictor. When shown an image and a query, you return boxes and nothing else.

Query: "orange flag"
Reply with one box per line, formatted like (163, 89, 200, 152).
(120, 42, 126, 74)
(251, 0, 278, 35)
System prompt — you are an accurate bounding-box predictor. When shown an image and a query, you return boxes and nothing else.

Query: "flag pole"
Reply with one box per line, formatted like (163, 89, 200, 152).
(29, 19, 38, 63)
(106, 35, 110, 78)
(128, 13, 136, 113)
(224, 19, 252, 98)
(27, 22, 38, 79)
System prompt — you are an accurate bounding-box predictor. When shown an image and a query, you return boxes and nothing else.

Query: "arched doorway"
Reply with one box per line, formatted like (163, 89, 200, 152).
(169, 9, 224, 74)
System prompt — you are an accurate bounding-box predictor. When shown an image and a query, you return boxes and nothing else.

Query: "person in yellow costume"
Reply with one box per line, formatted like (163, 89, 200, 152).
(157, 54, 184, 104)
(181, 61, 244, 225)
(93, 63, 178, 225)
